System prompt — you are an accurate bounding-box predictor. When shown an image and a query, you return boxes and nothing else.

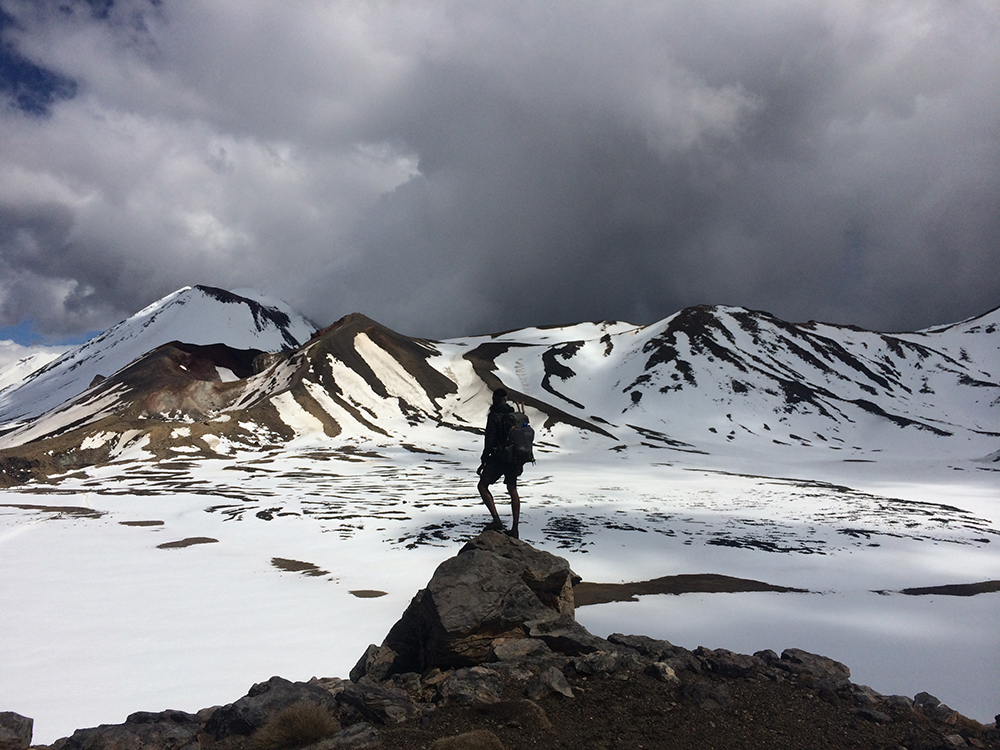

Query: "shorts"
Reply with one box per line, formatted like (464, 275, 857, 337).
(479, 458, 523, 487)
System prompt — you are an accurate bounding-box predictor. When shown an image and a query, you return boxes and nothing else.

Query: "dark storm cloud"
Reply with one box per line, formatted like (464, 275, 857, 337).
(0, 1, 998, 342)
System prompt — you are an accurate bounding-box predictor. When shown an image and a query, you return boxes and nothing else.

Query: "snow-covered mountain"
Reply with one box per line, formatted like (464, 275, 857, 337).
(0, 344, 70, 393)
(0, 286, 316, 427)
(0, 292, 997, 474)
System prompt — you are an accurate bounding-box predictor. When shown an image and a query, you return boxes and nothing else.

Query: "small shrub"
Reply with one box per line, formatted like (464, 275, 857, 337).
(247, 703, 341, 750)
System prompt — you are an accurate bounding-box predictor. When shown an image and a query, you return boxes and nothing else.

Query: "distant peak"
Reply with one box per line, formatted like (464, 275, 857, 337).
(311, 312, 382, 341)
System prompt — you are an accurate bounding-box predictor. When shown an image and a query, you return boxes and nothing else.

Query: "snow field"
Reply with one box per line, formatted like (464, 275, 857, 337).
(1, 448, 996, 742)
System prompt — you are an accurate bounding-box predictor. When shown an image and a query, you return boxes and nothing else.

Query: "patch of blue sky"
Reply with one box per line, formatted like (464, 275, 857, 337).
(0, 320, 98, 346)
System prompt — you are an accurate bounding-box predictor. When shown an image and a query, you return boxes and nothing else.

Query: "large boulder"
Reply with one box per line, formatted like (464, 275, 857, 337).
(353, 531, 580, 678)
(53, 710, 201, 750)
(0, 713, 32, 750)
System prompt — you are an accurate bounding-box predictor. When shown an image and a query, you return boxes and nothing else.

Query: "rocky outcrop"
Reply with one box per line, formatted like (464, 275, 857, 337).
(202, 676, 340, 740)
(0, 712, 32, 750)
(11, 531, 999, 750)
(51, 710, 204, 750)
(351, 530, 583, 679)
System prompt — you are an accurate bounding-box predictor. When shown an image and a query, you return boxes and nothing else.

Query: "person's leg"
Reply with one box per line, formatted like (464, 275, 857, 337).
(478, 467, 504, 528)
(507, 481, 520, 538)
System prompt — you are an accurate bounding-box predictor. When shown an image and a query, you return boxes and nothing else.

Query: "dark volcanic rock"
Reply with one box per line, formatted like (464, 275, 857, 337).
(203, 676, 339, 740)
(337, 681, 423, 725)
(54, 710, 201, 750)
(0, 712, 32, 750)
(523, 614, 613, 656)
(435, 667, 504, 706)
(353, 531, 581, 678)
(695, 646, 764, 678)
(777, 648, 851, 687)
(607, 632, 702, 674)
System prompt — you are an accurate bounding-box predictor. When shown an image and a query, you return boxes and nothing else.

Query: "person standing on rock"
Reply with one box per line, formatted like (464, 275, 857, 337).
(477, 387, 522, 538)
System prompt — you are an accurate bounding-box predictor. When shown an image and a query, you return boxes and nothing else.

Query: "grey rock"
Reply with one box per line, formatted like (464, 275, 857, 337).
(338, 680, 423, 725)
(56, 710, 201, 750)
(914, 691, 961, 724)
(364, 531, 580, 677)
(0, 713, 32, 750)
(302, 722, 379, 749)
(695, 647, 763, 678)
(778, 648, 851, 686)
(489, 662, 540, 682)
(616, 650, 646, 672)
(942, 734, 968, 748)
(607, 633, 701, 673)
(389, 672, 423, 698)
(851, 708, 891, 724)
(525, 666, 574, 700)
(914, 691, 941, 710)
(929, 704, 961, 725)
(645, 662, 681, 686)
(753, 649, 780, 666)
(492, 638, 553, 663)
(883, 695, 915, 711)
(308, 677, 347, 698)
(524, 614, 612, 656)
(606, 633, 676, 659)
(350, 644, 398, 683)
(203, 676, 339, 740)
(848, 684, 881, 708)
(572, 650, 622, 676)
(435, 667, 503, 706)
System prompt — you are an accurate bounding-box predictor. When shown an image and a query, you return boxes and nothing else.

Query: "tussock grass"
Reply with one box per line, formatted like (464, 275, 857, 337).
(215, 703, 341, 750)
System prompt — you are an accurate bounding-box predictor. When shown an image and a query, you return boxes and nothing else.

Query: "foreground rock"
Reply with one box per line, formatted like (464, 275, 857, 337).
(49, 710, 204, 750)
(14, 531, 1000, 750)
(0, 713, 32, 750)
(352, 531, 587, 680)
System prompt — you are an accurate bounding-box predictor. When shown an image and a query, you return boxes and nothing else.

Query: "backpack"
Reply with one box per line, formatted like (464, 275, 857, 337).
(502, 408, 535, 464)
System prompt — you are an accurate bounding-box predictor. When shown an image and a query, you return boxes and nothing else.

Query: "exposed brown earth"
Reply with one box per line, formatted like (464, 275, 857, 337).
(574, 573, 808, 606)
(271, 558, 331, 577)
(155, 537, 219, 549)
(900, 580, 1000, 597)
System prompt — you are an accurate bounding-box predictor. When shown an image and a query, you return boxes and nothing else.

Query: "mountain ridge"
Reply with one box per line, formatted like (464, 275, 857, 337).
(0, 286, 317, 426)
(0, 289, 997, 484)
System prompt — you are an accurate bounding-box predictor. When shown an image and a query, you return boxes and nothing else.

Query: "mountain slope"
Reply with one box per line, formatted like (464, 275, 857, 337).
(499, 304, 1000, 455)
(0, 286, 317, 426)
(0, 345, 70, 393)
(0, 296, 997, 480)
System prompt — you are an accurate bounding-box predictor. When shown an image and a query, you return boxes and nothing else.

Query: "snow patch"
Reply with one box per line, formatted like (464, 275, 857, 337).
(80, 432, 115, 450)
(272, 392, 324, 436)
(354, 332, 435, 412)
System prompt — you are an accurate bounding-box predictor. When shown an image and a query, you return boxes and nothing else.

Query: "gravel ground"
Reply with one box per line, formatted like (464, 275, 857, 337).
(377, 669, 998, 750)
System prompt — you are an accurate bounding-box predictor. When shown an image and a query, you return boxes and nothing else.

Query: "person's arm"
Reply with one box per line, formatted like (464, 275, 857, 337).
(481, 409, 499, 463)
(481, 409, 503, 464)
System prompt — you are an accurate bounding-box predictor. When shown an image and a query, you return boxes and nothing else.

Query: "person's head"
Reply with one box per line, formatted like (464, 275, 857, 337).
(493, 388, 508, 405)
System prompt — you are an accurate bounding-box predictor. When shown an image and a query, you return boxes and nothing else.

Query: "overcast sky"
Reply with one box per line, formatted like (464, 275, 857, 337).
(1, 0, 998, 343)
